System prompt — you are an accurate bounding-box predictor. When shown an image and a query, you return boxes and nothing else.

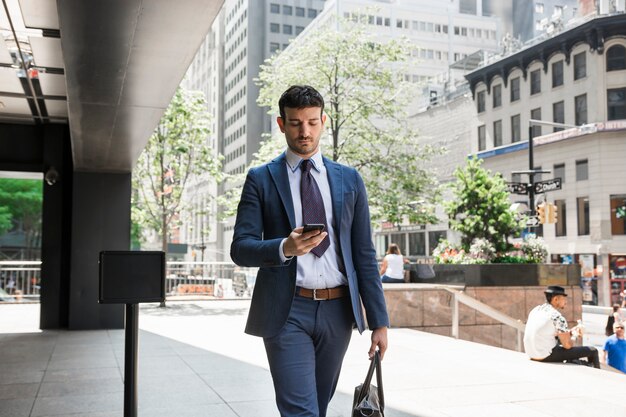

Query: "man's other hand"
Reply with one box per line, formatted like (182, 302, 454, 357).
(369, 327, 388, 360)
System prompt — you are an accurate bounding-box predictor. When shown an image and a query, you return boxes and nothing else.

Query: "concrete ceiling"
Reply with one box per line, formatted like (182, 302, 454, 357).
(0, 0, 223, 172)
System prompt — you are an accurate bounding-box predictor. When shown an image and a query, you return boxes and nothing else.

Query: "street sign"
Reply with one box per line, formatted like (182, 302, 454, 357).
(534, 178, 562, 194)
(525, 216, 541, 227)
(506, 182, 528, 195)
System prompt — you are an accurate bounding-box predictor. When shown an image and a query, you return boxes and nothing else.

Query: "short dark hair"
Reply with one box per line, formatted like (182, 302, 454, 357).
(278, 85, 324, 120)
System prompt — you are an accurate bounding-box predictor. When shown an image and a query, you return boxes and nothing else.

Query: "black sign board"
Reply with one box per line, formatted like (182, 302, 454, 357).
(506, 182, 528, 195)
(99, 251, 165, 304)
(534, 178, 562, 194)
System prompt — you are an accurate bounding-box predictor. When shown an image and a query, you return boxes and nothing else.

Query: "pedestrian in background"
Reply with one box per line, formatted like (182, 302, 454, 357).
(603, 321, 626, 373)
(379, 243, 408, 283)
(523, 285, 600, 368)
(605, 304, 623, 336)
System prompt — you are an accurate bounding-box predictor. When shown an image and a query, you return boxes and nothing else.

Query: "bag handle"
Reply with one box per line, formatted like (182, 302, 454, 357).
(355, 350, 385, 412)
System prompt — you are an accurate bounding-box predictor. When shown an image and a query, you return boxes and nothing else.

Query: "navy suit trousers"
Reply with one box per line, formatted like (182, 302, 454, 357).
(263, 294, 354, 417)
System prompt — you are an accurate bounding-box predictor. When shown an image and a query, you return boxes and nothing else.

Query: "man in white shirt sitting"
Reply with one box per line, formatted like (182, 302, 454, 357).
(524, 285, 600, 368)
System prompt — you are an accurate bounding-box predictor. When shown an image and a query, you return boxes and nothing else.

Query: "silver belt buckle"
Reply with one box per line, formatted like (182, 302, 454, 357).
(313, 289, 322, 300)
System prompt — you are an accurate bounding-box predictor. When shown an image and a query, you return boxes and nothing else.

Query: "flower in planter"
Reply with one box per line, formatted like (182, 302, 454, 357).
(519, 236, 548, 263)
(469, 238, 496, 263)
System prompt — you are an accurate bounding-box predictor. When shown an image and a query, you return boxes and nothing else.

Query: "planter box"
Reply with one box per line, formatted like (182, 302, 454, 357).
(429, 263, 581, 287)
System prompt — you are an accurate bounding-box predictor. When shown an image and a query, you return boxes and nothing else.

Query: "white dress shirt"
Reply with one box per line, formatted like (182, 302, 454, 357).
(279, 149, 347, 289)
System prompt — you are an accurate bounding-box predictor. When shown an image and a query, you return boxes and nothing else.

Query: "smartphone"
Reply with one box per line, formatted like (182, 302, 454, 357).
(303, 223, 325, 234)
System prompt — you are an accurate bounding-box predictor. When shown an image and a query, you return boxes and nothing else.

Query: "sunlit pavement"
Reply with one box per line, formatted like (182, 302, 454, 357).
(1, 301, 625, 417)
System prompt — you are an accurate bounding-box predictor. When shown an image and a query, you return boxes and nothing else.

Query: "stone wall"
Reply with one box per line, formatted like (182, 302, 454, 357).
(383, 284, 583, 351)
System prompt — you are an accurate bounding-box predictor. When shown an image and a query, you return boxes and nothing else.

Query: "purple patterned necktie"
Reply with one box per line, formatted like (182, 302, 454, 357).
(301, 159, 330, 257)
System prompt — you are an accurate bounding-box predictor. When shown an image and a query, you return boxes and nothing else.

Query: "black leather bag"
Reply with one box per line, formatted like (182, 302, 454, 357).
(352, 350, 384, 417)
(416, 263, 436, 280)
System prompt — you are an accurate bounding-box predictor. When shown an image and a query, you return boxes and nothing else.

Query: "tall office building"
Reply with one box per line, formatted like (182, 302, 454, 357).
(183, 0, 327, 260)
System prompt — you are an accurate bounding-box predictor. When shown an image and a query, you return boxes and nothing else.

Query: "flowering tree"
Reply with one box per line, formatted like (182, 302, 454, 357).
(221, 16, 440, 225)
(132, 87, 222, 251)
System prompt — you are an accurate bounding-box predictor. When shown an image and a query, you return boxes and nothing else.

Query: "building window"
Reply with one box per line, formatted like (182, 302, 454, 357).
(530, 108, 542, 137)
(577, 197, 590, 235)
(283, 24, 292, 35)
(270, 3, 280, 14)
(574, 52, 586, 80)
(478, 125, 486, 151)
(607, 88, 626, 120)
(296, 7, 305, 17)
(492, 84, 502, 108)
(553, 163, 565, 184)
(511, 114, 521, 142)
(555, 199, 567, 237)
(308, 8, 317, 18)
(283, 5, 292, 15)
(552, 60, 564, 88)
(270, 42, 280, 53)
(576, 159, 588, 181)
(552, 101, 564, 131)
(606, 45, 626, 71)
(408, 232, 426, 256)
(610, 194, 626, 235)
(270, 23, 279, 33)
(535, 2, 544, 13)
(428, 231, 447, 255)
(477, 90, 485, 113)
(530, 69, 541, 95)
(296, 26, 304, 35)
(510, 77, 520, 102)
(493, 120, 502, 147)
(575, 94, 587, 125)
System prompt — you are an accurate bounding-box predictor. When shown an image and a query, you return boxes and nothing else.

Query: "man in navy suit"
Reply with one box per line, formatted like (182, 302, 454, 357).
(231, 85, 389, 417)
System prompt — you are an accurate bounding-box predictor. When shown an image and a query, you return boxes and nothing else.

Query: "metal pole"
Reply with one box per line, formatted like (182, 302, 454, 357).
(451, 293, 459, 339)
(124, 303, 139, 417)
(528, 125, 535, 217)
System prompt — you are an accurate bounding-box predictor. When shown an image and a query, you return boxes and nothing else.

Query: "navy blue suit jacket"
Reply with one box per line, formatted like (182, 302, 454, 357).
(231, 152, 389, 338)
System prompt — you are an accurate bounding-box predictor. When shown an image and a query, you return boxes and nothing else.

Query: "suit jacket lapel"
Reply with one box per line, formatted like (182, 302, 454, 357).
(324, 156, 343, 236)
(268, 153, 296, 229)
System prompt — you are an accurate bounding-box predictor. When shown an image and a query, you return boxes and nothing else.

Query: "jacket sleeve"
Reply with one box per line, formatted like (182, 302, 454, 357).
(230, 168, 289, 268)
(351, 169, 390, 330)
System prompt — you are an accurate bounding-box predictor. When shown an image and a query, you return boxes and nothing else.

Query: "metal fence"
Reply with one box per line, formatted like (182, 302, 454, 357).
(0, 261, 42, 301)
(0, 260, 258, 302)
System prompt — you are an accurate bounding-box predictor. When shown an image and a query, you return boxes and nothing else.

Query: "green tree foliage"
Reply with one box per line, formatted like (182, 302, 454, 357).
(132, 87, 223, 251)
(445, 157, 524, 253)
(0, 179, 43, 258)
(222, 16, 440, 225)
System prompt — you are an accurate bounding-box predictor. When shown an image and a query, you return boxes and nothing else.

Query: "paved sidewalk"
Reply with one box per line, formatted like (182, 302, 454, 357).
(1, 300, 625, 417)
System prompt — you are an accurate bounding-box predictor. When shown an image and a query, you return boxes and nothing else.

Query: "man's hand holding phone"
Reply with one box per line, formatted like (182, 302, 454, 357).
(283, 224, 327, 257)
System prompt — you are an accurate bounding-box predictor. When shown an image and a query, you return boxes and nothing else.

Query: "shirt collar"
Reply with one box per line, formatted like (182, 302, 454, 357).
(285, 148, 324, 173)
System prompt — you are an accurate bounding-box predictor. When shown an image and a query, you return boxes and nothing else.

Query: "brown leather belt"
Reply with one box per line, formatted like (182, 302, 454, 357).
(297, 286, 349, 301)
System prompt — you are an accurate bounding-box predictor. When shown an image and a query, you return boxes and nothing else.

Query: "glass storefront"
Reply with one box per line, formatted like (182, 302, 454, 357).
(374, 225, 446, 260)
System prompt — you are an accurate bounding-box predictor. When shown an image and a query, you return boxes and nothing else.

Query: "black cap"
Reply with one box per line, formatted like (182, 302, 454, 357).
(544, 285, 568, 296)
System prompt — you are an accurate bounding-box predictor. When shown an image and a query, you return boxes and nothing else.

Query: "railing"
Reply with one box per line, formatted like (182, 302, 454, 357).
(0, 260, 258, 301)
(0, 261, 42, 301)
(440, 285, 526, 352)
(165, 262, 257, 298)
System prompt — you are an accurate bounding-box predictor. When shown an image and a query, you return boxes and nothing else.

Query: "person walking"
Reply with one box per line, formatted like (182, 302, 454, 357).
(523, 285, 600, 368)
(605, 304, 623, 336)
(230, 85, 389, 417)
(603, 321, 626, 373)
(380, 243, 408, 283)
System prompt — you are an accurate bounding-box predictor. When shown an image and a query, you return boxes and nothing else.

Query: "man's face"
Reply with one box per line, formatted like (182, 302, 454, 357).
(277, 106, 326, 158)
(615, 323, 625, 338)
(552, 294, 568, 310)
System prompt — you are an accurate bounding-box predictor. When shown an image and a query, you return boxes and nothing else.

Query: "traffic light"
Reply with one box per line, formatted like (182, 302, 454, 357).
(548, 203, 558, 224)
(537, 202, 546, 224)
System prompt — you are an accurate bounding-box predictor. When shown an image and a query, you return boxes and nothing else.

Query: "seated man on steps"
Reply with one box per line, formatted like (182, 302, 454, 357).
(524, 285, 600, 368)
